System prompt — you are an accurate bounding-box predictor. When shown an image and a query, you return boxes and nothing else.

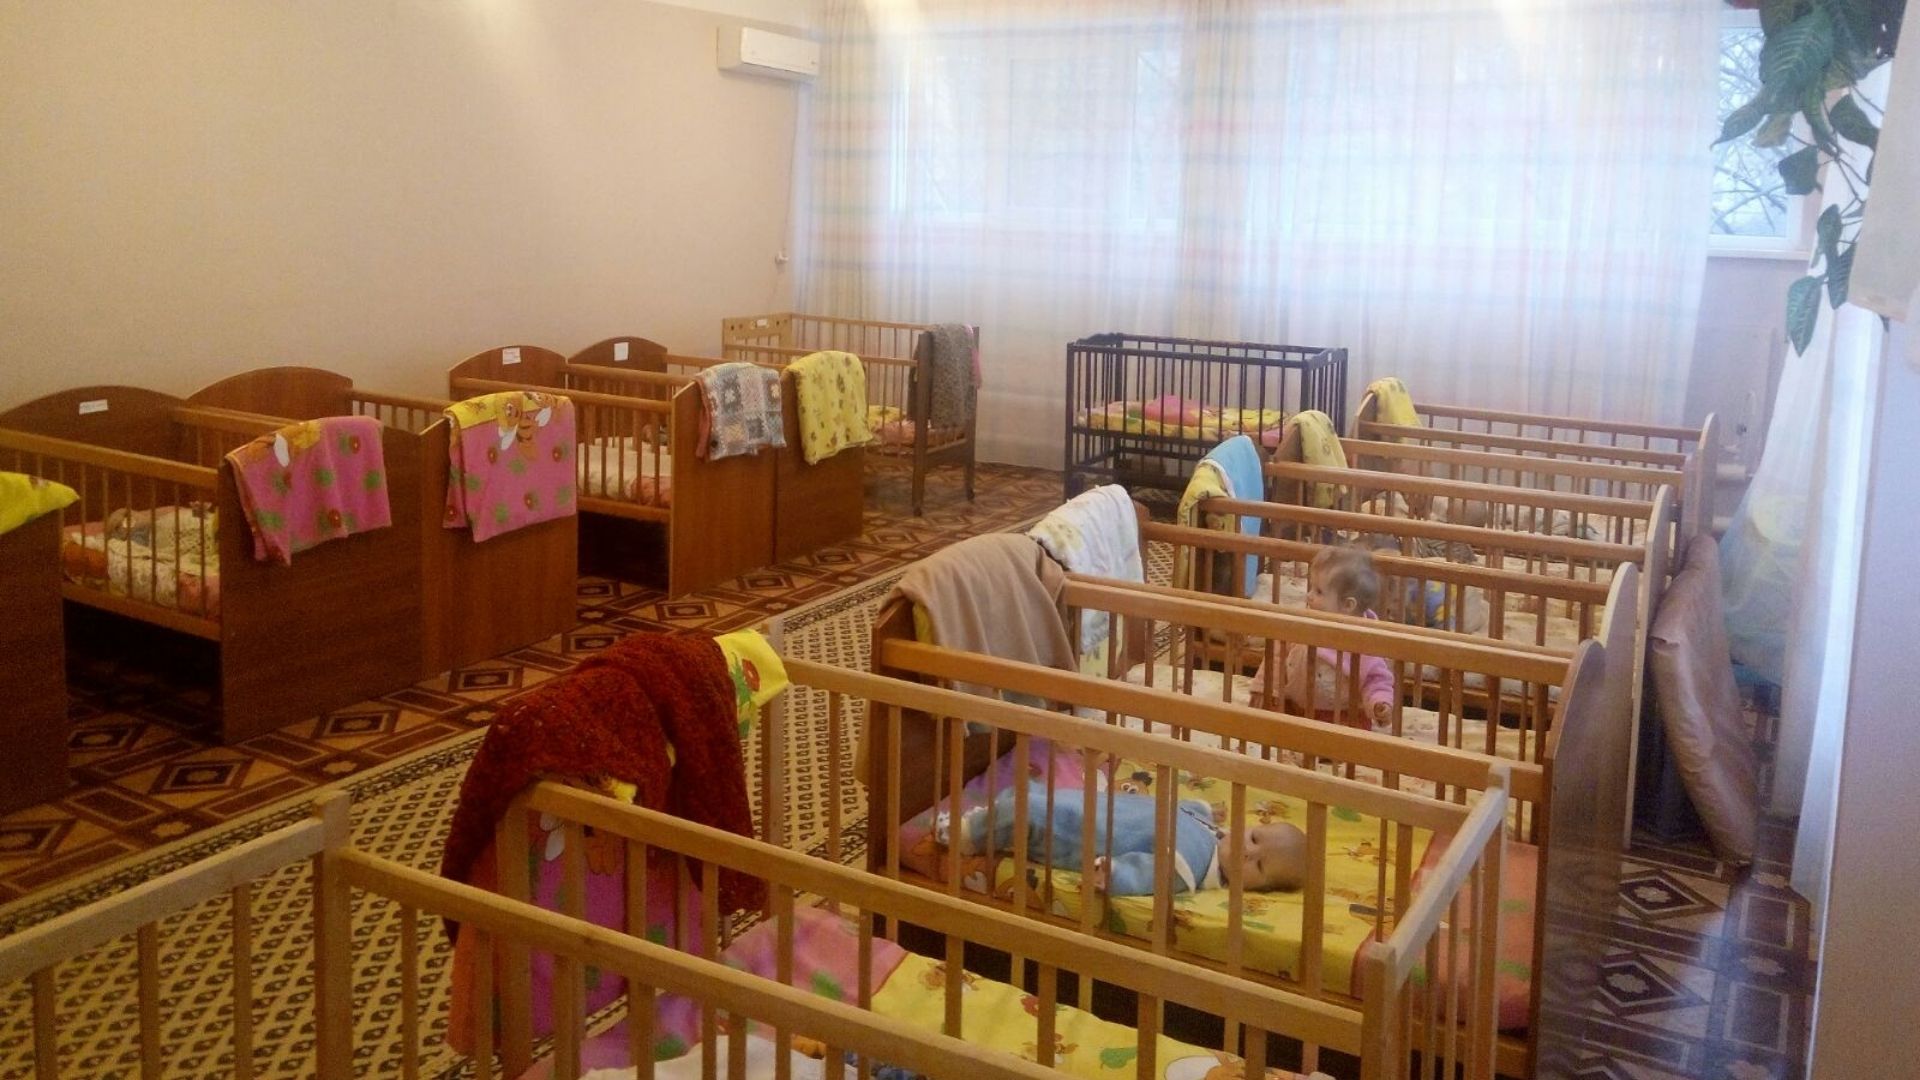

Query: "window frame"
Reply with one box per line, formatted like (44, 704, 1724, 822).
(1710, 8, 1814, 261)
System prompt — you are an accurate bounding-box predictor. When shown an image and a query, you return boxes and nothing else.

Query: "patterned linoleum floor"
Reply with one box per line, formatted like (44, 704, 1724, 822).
(0, 463, 1814, 1079)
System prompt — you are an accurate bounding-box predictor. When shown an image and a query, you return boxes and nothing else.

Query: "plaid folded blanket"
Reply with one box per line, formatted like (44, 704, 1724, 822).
(696, 361, 786, 461)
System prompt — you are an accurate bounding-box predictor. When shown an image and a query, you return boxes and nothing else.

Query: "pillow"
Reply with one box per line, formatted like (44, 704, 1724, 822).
(0, 472, 78, 536)
(1648, 535, 1759, 863)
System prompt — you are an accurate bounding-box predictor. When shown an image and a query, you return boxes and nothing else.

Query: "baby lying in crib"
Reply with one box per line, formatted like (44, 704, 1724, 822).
(936, 780, 1308, 896)
(1252, 546, 1396, 730)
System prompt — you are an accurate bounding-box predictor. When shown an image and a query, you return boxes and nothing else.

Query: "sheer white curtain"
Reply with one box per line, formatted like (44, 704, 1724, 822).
(793, 0, 1719, 466)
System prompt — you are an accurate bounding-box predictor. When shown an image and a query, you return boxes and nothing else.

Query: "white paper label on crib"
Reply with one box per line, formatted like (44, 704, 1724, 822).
(501, 347, 521, 365)
(755, 318, 770, 327)
(613, 341, 630, 362)
(78, 399, 109, 415)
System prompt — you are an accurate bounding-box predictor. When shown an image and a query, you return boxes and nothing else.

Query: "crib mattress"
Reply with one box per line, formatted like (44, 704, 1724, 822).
(60, 517, 221, 618)
(893, 743, 1537, 1030)
(1076, 399, 1286, 448)
(577, 440, 673, 506)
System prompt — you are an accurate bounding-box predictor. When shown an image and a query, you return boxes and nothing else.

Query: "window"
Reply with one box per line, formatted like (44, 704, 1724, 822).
(1712, 11, 1811, 257)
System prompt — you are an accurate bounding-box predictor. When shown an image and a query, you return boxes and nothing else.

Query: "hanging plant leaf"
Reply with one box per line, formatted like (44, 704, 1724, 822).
(1718, 98, 1770, 145)
(1763, 0, 1806, 36)
(1787, 275, 1824, 353)
(1817, 204, 1844, 268)
(1754, 112, 1796, 148)
(1779, 146, 1823, 195)
(1763, 8, 1836, 101)
(1820, 0, 1881, 74)
(1803, 85, 1842, 154)
(1829, 93, 1881, 147)
(1828, 246, 1855, 307)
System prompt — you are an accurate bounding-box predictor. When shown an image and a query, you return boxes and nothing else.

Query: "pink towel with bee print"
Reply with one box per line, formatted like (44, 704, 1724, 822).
(225, 416, 391, 564)
(443, 390, 578, 542)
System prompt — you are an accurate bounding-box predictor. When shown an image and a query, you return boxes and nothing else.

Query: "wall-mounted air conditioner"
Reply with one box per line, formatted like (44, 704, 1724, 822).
(718, 26, 819, 81)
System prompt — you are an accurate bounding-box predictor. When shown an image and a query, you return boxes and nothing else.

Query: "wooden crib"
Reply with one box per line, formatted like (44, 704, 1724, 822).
(1217, 463, 1675, 838)
(0, 511, 69, 813)
(1, 667, 1506, 1080)
(869, 570, 1637, 1078)
(187, 366, 578, 675)
(0, 387, 425, 743)
(721, 312, 979, 516)
(570, 337, 866, 563)
(448, 344, 776, 598)
(1351, 393, 1721, 542)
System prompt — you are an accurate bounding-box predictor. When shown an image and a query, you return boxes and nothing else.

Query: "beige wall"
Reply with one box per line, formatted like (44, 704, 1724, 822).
(0, 0, 809, 405)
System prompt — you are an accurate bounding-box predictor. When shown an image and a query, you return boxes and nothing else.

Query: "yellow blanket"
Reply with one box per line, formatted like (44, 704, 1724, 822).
(715, 629, 788, 738)
(790, 351, 870, 464)
(0, 472, 78, 536)
(1172, 459, 1231, 592)
(444, 389, 564, 433)
(871, 952, 1296, 1080)
(1283, 409, 1346, 509)
(1364, 377, 1419, 427)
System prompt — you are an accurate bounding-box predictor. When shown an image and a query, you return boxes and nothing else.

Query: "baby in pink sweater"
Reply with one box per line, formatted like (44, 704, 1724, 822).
(1254, 547, 1397, 730)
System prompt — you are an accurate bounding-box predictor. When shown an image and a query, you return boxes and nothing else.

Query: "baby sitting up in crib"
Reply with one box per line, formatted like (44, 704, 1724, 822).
(1252, 546, 1397, 730)
(935, 780, 1308, 896)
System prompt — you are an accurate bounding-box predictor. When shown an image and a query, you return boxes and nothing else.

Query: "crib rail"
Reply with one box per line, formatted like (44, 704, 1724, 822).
(1258, 461, 1660, 550)
(1383, 398, 1701, 455)
(0, 426, 223, 635)
(348, 389, 449, 435)
(721, 313, 976, 440)
(0, 794, 351, 1079)
(1149, 518, 1612, 647)
(1338, 437, 1685, 506)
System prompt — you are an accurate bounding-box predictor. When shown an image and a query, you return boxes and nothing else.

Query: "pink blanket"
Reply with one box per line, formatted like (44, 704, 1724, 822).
(225, 416, 391, 564)
(444, 391, 579, 542)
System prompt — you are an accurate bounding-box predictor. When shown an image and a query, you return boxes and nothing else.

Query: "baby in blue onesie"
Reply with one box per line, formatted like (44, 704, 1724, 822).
(937, 780, 1308, 896)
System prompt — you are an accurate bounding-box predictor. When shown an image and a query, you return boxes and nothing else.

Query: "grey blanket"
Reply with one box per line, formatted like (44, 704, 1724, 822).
(927, 323, 977, 429)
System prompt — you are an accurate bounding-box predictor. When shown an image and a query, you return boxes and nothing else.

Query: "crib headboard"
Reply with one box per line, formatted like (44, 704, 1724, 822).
(447, 345, 569, 394)
(0, 386, 187, 459)
(567, 336, 671, 375)
(188, 367, 356, 420)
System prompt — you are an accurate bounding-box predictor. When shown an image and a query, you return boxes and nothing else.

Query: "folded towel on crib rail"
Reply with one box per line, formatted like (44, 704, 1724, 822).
(694, 361, 786, 461)
(225, 416, 390, 564)
(443, 390, 578, 541)
(790, 350, 871, 464)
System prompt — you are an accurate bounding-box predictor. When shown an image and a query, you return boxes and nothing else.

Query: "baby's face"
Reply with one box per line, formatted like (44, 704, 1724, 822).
(1236, 823, 1305, 892)
(1304, 570, 1355, 615)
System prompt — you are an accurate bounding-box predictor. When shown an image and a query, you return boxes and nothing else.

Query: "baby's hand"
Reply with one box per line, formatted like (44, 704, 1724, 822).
(1089, 856, 1111, 893)
(1370, 701, 1392, 727)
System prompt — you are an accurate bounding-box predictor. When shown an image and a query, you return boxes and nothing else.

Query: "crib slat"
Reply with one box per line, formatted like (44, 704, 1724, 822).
(727, 1012, 748, 1080)
(137, 921, 162, 1079)
(31, 966, 57, 1080)
(555, 821, 587, 1080)
(474, 929, 496, 1080)
(495, 802, 535, 1074)
(943, 933, 964, 1038)
(1135, 994, 1159, 1080)
(884, 705, 902, 938)
(627, 839, 653, 1072)
(774, 886, 795, 1080)
(701, 861, 720, 1080)
(231, 884, 254, 1080)
(1472, 831, 1504, 1079)
(1035, 964, 1058, 1069)
(400, 902, 420, 1080)
(945, 717, 963, 895)
(827, 690, 844, 870)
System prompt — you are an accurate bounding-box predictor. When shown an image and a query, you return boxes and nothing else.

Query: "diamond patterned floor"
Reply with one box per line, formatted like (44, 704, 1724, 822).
(0, 462, 1815, 1079)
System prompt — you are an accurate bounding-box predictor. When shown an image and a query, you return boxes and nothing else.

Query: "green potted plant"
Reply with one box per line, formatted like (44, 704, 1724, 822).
(1717, 0, 1904, 352)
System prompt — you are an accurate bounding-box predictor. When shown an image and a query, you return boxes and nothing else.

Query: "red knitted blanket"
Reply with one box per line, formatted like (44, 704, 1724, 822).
(439, 632, 765, 915)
